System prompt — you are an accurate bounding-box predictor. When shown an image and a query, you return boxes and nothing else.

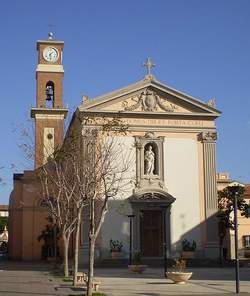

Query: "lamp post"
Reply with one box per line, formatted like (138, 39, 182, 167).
(228, 182, 244, 294)
(233, 188, 239, 294)
(163, 210, 168, 275)
(127, 214, 135, 265)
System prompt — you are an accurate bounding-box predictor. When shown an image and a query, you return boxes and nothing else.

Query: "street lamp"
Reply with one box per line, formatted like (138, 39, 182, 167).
(127, 214, 135, 265)
(228, 181, 244, 294)
(163, 210, 168, 275)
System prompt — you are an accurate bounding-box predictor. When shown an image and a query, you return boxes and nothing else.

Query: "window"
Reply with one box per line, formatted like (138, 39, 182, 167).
(243, 235, 250, 248)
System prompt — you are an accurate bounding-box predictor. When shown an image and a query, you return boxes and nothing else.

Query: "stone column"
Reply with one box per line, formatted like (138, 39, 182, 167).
(198, 132, 219, 258)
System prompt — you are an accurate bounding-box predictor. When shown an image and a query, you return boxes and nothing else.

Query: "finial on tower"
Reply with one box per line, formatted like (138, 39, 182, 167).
(143, 57, 155, 80)
(48, 32, 54, 40)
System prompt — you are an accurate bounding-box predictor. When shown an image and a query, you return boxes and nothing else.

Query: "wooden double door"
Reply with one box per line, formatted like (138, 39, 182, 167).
(140, 210, 163, 257)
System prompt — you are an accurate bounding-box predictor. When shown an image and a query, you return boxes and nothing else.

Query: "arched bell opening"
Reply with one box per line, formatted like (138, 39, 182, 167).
(45, 81, 55, 108)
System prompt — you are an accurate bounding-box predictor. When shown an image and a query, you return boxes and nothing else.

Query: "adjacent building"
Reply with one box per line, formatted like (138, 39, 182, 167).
(216, 173, 250, 259)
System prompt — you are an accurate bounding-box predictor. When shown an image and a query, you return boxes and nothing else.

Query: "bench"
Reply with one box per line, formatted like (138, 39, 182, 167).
(76, 272, 101, 291)
(76, 272, 87, 284)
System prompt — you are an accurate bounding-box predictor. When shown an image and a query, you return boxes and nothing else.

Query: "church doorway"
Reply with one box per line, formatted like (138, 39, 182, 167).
(140, 210, 163, 257)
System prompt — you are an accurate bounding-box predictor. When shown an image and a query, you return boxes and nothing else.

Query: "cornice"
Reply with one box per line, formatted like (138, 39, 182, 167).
(36, 40, 64, 50)
(30, 107, 68, 119)
(78, 109, 219, 119)
(36, 64, 64, 73)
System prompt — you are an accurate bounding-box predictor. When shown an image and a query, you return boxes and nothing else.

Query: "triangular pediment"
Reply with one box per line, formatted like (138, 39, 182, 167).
(78, 78, 221, 117)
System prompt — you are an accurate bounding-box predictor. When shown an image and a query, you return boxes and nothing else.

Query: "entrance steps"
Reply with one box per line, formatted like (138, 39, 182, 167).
(84, 257, 250, 268)
(95, 257, 175, 268)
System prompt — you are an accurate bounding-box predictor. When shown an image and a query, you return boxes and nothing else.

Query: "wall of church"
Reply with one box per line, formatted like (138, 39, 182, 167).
(164, 137, 201, 254)
(100, 136, 135, 258)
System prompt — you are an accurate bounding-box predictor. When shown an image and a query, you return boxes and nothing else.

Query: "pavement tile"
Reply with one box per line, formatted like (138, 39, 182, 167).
(0, 262, 250, 296)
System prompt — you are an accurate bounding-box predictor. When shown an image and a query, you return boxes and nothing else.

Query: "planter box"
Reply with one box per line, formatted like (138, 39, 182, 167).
(244, 249, 250, 258)
(46, 257, 56, 262)
(110, 251, 123, 259)
(166, 272, 193, 284)
(128, 264, 147, 274)
(181, 251, 195, 259)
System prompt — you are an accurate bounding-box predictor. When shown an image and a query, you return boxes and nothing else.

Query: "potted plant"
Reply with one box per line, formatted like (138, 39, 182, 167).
(110, 239, 123, 258)
(166, 258, 193, 284)
(181, 239, 196, 258)
(128, 251, 147, 274)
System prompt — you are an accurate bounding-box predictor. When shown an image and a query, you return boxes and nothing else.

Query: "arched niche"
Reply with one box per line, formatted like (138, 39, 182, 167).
(45, 81, 55, 108)
(144, 142, 159, 175)
(134, 132, 165, 192)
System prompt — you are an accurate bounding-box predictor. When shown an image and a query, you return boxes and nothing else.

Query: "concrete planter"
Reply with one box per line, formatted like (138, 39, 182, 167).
(111, 251, 123, 259)
(128, 264, 147, 274)
(244, 249, 250, 258)
(166, 272, 193, 284)
(46, 256, 55, 262)
(181, 251, 195, 259)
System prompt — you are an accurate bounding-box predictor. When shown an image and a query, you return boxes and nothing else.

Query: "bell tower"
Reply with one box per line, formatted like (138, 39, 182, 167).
(31, 32, 68, 168)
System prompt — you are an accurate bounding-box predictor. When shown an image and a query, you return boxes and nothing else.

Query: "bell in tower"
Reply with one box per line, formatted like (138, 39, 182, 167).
(45, 81, 54, 108)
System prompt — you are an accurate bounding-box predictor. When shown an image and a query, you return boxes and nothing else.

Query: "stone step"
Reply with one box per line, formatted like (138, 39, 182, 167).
(80, 257, 250, 268)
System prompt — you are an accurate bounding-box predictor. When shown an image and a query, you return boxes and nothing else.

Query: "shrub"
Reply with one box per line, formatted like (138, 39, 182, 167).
(132, 251, 142, 265)
(110, 239, 123, 252)
(173, 258, 186, 272)
(181, 239, 196, 252)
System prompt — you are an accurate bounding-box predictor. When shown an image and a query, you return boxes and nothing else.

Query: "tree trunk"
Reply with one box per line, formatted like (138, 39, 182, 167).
(87, 200, 95, 296)
(53, 225, 57, 267)
(73, 209, 82, 286)
(87, 236, 95, 296)
(62, 233, 69, 277)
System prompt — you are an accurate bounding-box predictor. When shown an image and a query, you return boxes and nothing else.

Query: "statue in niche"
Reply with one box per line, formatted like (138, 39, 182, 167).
(144, 145, 155, 175)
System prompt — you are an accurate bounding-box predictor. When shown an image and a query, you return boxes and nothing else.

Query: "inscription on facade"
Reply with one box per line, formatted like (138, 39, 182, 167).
(86, 117, 215, 129)
(124, 118, 213, 128)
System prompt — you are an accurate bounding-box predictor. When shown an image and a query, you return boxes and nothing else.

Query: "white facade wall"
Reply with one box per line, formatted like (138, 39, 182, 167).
(100, 136, 202, 257)
(100, 136, 135, 257)
(164, 138, 201, 253)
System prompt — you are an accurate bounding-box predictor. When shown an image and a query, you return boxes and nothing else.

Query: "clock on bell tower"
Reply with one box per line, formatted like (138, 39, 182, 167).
(31, 32, 68, 168)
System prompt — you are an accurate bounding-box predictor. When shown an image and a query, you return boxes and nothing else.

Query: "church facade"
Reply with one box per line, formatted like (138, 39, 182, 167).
(9, 35, 221, 261)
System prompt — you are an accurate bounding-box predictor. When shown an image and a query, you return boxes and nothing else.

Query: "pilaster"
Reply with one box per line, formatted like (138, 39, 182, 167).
(198, 131, 219, 258)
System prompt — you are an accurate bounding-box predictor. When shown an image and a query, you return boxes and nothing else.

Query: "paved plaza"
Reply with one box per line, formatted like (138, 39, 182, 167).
(0, 261, 250, 296)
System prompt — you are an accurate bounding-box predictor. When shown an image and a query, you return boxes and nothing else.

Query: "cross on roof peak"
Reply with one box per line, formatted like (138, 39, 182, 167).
(143, 57, 155, 79)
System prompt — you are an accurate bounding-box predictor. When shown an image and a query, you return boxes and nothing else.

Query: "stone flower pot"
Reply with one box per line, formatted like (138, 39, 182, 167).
(111, 251, 123, 259)
(128, 264, 147, 274)
(181, 251, 195, 259)
(244, 249, 250, 258)
(166, 272, 193, 284)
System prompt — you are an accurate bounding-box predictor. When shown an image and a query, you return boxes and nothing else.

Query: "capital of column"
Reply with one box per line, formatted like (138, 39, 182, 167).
(197, 132, 217, 143)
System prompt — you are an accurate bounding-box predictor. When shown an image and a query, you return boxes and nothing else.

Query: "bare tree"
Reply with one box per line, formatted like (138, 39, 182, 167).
(17, 119, 78, 277)
(38, 153, 78, 277)
(73, 115, 134, 296)
(17, 114, 134, 291)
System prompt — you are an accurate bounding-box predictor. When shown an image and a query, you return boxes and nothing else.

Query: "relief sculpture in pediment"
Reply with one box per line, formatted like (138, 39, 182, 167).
(122, 89, 178, 112)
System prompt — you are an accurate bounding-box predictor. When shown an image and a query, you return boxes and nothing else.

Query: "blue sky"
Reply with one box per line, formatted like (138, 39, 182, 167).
(1, 0, 250, 204)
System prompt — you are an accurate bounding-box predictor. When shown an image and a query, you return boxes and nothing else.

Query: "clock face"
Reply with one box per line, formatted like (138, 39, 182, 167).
(43, 46, 59, 63)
